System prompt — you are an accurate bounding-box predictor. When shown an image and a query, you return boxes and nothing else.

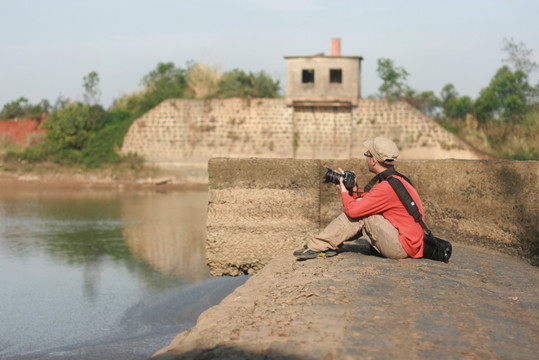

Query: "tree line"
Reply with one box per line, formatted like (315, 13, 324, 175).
(1, 38, 537, 167)
(376, 38, 538, 160)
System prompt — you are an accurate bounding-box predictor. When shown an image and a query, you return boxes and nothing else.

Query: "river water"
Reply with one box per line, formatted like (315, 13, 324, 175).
(0, 189, 248, 360)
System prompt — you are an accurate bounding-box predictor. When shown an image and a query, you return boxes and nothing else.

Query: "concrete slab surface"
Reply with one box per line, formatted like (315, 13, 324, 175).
(153, 240, 538, 359)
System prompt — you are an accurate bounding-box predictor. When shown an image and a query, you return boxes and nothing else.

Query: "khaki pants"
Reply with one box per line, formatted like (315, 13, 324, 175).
(307, 212, 408, 260)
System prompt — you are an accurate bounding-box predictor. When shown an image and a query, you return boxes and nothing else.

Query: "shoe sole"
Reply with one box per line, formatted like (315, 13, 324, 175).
(295, 250, 338, 260)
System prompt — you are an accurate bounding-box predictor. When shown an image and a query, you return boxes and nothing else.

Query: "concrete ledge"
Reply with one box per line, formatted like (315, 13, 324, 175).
(206, 158, 538, 275)
(153, 242, 539, 359)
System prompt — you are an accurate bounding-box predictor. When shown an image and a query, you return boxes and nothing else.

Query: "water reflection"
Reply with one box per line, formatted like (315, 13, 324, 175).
(0, 189, 218, 358)
(121, 191, 209, 281)
(0, 189, 209, 285)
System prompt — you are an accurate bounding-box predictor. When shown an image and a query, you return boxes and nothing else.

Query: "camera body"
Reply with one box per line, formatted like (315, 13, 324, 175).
(323, 167, 356, 191)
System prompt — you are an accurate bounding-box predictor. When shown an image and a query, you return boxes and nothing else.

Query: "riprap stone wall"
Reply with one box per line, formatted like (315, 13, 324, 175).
(121, 98, 483, 182)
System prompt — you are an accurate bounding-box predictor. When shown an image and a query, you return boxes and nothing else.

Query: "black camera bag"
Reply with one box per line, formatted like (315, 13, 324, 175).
(422, 232, 452, 263)
(365, 168, 452, 263)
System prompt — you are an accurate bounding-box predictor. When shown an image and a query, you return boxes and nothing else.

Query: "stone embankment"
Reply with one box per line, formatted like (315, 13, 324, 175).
(121, 98, 485, 183)
(152, 158, 538, 359)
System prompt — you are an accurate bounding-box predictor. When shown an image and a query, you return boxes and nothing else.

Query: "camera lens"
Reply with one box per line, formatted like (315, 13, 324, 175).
(323, 167, 341, 185)
(323, 167, 355, 191)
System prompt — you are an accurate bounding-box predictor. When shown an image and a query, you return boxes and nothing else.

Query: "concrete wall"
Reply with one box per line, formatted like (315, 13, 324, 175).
(284, 56, 362, 105)
(206, 158, 538, 276)
(121, 98, 484, 183)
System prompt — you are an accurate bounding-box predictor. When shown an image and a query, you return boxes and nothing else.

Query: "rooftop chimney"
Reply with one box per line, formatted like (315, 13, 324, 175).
(331, 38, 341, 56)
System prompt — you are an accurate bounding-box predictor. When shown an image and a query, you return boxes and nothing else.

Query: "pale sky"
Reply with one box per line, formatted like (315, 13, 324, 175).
(1, 0, 537, 108)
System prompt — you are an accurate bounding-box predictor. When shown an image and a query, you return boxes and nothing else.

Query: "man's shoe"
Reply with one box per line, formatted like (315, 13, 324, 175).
(293, 244, 308, 256)
(294, 247, 337, 260)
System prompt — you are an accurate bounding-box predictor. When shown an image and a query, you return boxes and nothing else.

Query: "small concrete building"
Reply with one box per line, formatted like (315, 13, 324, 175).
(284, 38, 363, 107)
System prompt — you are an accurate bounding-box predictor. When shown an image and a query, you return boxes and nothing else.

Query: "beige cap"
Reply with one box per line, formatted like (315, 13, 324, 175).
(363, 136, 399, 164)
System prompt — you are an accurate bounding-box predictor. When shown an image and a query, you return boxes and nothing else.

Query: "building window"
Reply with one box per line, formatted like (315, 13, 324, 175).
(302, 69, 315, 83)
(330, 69, 342, 83)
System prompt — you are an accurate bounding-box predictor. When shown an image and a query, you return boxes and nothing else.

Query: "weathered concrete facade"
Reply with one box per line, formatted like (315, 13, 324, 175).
(206, 158, 538, 276)
(284, 55, 362, 106)
(121, 98, 482, 182)
(284, 37, 362, 106)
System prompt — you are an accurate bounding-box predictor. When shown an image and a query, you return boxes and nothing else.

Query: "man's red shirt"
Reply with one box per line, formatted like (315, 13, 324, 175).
(340, 175, 424, 258)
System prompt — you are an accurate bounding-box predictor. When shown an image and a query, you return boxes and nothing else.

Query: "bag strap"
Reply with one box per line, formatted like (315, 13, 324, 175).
(385, 177, 433, 237)
(364, 168, 433, 237)
(363, 167, 414, 192)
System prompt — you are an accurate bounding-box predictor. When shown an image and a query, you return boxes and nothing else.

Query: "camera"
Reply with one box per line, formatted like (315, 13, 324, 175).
(323, 167, 356, 191)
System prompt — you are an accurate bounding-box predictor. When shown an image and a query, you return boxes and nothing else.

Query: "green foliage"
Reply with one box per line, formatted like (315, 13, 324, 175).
(106, 107, 137, 148)
(83, 71, 101, 105)
(440, 84, 473, 120)
(141, 62, 188, 102)
(0, 97, 50, 120)
(7, 142, 52, 162)
(53, 95, 70, 111)
(217, 69, 280, 99)
(404, 89, 441, 118)
(376, 58, 410, 99)
(113, 62, 189, 118)
(391, 36, 538, 160)
(43, 104, 108, 151)
(10, 103, 127, 168)
(474, 66, 533, 124)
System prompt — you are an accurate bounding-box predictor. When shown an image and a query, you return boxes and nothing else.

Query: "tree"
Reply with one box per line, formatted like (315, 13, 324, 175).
(141, 62, 188, 103)
(217, 69, 280, 99)
(0, 97, 29, 119)
(251, 71, 281, 98)
(0, 97, 50, 120)
(404, 89, 441, 118)
(502, 37, 538, 74)
(83, 71, 101, 105)
(53, 95, 70, 110)
(42, 103, 109, 164)
(439, 84, 473, 120)
(376, 58, 410, 99)
(474, 66, 533, 124)
(111, 62, 189, 117)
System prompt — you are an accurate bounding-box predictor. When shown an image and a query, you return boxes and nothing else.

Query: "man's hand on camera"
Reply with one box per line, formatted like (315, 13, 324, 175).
(338, 177, 348, 193)
(336, 167, 357, 194)
(336, 168, 348, 193)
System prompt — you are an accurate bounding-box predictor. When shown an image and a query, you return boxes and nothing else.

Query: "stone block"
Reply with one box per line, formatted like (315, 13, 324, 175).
(206, 158, 320, 275)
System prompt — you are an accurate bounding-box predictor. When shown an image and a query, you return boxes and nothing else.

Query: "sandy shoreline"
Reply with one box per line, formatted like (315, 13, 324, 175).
(0, 165, 208, 192)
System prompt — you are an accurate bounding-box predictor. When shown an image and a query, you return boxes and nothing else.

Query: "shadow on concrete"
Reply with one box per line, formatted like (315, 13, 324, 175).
(295, 238, 382, 262)
(152, 345, 305, 360)
(340, 238, 384, 257)
(493, 165, 539, 265)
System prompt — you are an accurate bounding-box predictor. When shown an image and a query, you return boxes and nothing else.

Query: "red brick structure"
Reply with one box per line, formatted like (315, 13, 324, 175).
(0, 116, 47, 145)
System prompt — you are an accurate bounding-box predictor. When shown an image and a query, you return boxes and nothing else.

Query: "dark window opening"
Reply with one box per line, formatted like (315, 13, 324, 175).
(302, 69, 315, 83)
(330, 69, 342, 83)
